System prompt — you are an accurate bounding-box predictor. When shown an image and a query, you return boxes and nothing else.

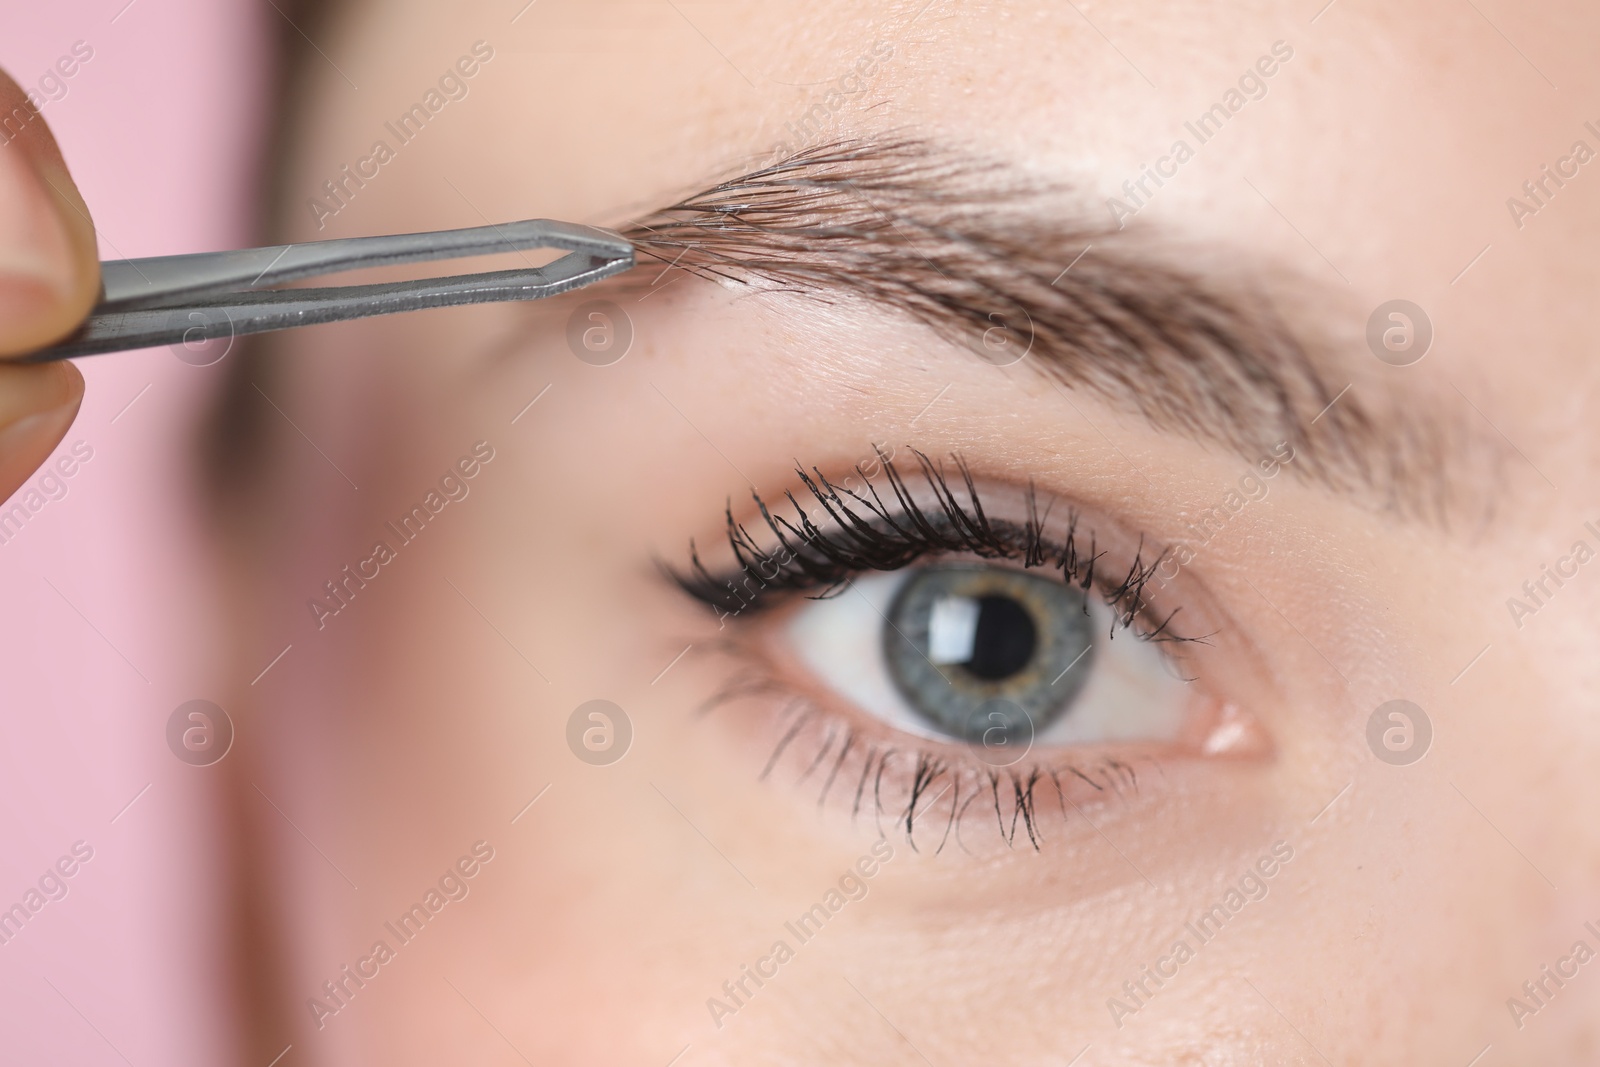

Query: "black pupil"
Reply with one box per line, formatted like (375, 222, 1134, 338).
(962, 595, 1037, 680)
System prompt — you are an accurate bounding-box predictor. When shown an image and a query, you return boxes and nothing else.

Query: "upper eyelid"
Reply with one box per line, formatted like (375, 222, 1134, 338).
(614, 137, 1497, 526)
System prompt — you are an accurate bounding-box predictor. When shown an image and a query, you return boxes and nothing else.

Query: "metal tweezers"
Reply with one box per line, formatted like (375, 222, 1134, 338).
(22, 218, 635, 362)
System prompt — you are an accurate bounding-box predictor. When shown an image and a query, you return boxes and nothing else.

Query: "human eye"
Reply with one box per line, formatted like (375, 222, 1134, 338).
(668, 448, 1266, 851)
(789, 562, 1188, 751)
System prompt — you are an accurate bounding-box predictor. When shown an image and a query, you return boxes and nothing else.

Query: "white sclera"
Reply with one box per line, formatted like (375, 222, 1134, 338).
(786, 569, 1191, 746)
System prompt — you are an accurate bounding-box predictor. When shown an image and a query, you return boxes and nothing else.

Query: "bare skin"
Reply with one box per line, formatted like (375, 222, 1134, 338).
(210, 2, 1600, 1064)
(0, 71, 97, 504)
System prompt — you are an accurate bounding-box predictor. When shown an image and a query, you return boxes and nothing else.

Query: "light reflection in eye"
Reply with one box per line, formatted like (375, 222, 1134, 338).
(786, 565, 1192, 749)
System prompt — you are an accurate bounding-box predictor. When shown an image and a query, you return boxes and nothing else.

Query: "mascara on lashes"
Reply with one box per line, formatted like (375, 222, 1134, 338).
(667, 447, 1194, 646)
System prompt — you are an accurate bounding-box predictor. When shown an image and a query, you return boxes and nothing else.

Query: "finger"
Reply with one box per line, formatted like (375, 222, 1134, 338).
(0, 358, 83, 501)
(0, 68, 100, 358)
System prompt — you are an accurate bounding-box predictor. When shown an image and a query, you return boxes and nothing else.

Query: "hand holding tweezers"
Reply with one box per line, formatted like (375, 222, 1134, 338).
(21, 218, 635, 362)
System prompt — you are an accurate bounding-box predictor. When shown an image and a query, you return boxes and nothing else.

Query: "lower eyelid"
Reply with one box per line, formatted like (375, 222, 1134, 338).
(689, 624, 1264, 854)
(724, 685, 1156, 853)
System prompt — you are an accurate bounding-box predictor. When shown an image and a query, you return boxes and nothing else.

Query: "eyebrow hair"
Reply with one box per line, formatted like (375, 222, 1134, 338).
(614, 140, 1496, 526)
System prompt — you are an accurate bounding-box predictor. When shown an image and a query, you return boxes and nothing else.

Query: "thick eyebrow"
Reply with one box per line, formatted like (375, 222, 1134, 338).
(615, 140, 1495, 526)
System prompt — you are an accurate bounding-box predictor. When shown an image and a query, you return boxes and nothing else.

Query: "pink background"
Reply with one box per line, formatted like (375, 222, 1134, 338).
(2, 1, 269, 1062)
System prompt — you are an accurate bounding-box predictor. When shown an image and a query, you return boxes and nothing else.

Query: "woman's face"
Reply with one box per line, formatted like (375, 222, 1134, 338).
(229, 1, 1600, 1063)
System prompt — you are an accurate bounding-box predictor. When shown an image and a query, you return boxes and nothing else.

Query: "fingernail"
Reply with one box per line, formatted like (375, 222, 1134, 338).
(0, 396, 80, 494)
(0, 359, 84, 434)
(0, 407, 69, 453)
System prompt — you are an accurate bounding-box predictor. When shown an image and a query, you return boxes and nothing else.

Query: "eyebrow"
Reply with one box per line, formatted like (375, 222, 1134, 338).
(614, 140, 1496, 526)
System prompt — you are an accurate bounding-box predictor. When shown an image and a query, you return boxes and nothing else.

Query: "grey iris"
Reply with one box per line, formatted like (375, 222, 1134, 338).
(883, 564, 1096, 744)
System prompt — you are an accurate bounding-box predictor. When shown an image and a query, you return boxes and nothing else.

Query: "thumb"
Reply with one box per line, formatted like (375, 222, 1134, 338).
(0, 68, 101, 356)
(0, 67, 98, 503)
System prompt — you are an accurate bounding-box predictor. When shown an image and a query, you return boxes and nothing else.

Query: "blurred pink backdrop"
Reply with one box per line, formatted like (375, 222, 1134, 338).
(2, 1, 269, 1063)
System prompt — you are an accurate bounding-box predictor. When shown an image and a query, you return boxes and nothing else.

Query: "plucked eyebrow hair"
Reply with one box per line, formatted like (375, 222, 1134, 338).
(613, 140, 1495, 527)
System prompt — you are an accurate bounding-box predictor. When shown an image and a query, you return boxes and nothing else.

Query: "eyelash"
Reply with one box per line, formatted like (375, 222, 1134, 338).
(663, 449, 1211, 854)
(669, 446, 1195, 646)
(689, 673, 1156, 855)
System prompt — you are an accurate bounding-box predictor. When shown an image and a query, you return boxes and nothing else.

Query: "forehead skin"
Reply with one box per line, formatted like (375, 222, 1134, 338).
(235, 1, 1600, 1064)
